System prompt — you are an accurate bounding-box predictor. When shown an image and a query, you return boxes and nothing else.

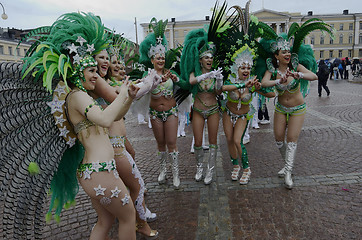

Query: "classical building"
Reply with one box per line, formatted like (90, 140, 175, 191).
(0, 28, 31, 62)
(140, 9, 362, 60)
(254, 9, 362, 60)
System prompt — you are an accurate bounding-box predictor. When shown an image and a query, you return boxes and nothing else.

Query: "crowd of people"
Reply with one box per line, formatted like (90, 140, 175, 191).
(0, 1, 334, 239)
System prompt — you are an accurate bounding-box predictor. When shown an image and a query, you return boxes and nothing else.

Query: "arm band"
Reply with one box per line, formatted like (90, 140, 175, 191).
(84, 103, 95, 118)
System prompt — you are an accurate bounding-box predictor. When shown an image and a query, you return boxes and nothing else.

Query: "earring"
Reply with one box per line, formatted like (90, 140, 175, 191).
(277, 59, 280, 66)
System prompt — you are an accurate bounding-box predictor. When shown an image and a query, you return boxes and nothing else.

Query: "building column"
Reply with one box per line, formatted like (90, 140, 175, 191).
(276, 23, 281, 35)
(355, 17, 360, 45)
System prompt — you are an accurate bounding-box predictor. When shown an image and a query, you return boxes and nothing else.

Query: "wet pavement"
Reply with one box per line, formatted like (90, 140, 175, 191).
(1, 78, 361, 239)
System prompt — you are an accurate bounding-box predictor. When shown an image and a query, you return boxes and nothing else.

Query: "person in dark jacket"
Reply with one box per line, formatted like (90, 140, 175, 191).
(317, 60, 331, 97)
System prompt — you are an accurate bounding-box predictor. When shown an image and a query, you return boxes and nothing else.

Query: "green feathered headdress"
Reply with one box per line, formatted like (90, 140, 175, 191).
(22, 12, 111, 92)
(139, 18, 168, 68)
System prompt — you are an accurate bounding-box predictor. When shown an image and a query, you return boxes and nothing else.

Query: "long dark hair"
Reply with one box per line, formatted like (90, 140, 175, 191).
(272, 50, 293, 70)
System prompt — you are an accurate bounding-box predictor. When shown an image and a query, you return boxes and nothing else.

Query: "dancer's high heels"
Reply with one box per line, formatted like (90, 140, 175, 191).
(136, 222, 158, 239)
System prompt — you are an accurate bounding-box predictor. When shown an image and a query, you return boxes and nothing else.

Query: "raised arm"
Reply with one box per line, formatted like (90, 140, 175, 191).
(92, 76, 118, 103)
(293, 64, 318, 81)
(72, 82, 133, 128)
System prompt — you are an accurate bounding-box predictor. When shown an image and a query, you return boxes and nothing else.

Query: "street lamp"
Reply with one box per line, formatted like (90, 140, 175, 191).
(1, 2, 8, 20)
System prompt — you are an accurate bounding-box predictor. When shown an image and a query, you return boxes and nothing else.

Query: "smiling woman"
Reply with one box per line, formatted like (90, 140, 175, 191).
(180, 27, 224, 185)
(0, 12, 139, 240)
(82, 66, 98, 90)
(138, 18, 182, 191)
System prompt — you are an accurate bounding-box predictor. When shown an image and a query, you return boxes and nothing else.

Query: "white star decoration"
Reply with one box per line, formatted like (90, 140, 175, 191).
(46, 95, 64, 114)
(121, 194, 130, 205)
(73, 54, 82, 65)
(104, 161, 114, 172)
(91, 162, 102, 172)
(54, 84, 67, 96)
(58, 126, 69, 137)
(54, 114, 66, 126)
(76, 36, 87, 46)
(83, 167, 93, 180)
(66, 137, 76, 147)
(86, 44, 95, 53)
(67, 43, 78, 54)
(156, 36, 163, 43)
(236, 39, 243, 45)
(94, 184, 106, 196)
(110, 187, 121, 198)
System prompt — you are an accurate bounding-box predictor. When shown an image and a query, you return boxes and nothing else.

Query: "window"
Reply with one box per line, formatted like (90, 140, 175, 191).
(359, 33, 362, 44)
(165, 31, 170, 39)
(320, 35, 324, 44)
(0, 45, 3, 54)
(348, 50, 352, 58)
(310, 35, 315, 45)
(348, 34, 353, 44)
(330, 37, 334, 44)
(338, 50, 343, 58)
(24, 49, 28, 56)
(329, 50, 333, 58)
(8, 46, 13, 55)
(16, 48, 20, 56)
(339, 34, 343, 44)
(360, 22, 362, 30)
(349, 23, 353, 30)
(174, 30, 178, 38)
(330, 24, 334, 28)
(339, 24, 343, 31)
(359, 49, 362, 57)
(183, 30, 188, 36)
(320, 50, 324, 58)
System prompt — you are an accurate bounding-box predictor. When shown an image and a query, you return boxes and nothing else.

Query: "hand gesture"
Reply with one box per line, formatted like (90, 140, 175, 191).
(116, 77, 129, 96)
(153, 72, 162, 87)
(212, 67, 223, 79)
(164, 70, 178, 82)
(286, 69, 298, 79)
(279, 73, 288, 84)
(254, 81, 261, 90)
(245, 79, 254, 88)
(128, 83, 140, 99)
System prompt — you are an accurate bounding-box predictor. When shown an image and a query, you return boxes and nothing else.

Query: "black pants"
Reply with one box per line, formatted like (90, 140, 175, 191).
(344, 70, 349, 79)
(258, 103, 269, 121)
(339, 69, 344, 79)
(318, 78, 330, 96)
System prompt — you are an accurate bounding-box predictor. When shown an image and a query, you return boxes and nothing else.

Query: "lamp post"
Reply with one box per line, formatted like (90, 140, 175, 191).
(1, 2, 8, 20)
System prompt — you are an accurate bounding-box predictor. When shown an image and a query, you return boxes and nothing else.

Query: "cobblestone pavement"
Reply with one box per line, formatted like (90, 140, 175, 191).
(1, 79, 361, 239)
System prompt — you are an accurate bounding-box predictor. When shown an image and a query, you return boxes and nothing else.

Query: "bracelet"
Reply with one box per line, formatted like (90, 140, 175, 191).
(297, 72, 304, 79)
(274, 79, 281, 85)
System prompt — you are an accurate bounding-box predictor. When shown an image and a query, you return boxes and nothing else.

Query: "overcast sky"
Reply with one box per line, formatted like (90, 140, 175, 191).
(1, 0, 361, 42)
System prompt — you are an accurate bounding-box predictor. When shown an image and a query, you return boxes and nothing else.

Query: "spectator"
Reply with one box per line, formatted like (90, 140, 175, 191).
(333, 62, 339, 80)
(317, 60, 331, 97)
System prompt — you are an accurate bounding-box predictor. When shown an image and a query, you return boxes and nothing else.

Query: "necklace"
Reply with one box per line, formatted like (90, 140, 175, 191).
(277, 67, 289, 78)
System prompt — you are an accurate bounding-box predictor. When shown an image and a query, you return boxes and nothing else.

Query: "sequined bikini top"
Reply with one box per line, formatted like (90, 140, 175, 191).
(198, 77, 216, 93)
(275, 78, 300, 95)
(151, 78, 174, 99)
(228, 89, 252, 104)
(224, 78, 252, 105)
